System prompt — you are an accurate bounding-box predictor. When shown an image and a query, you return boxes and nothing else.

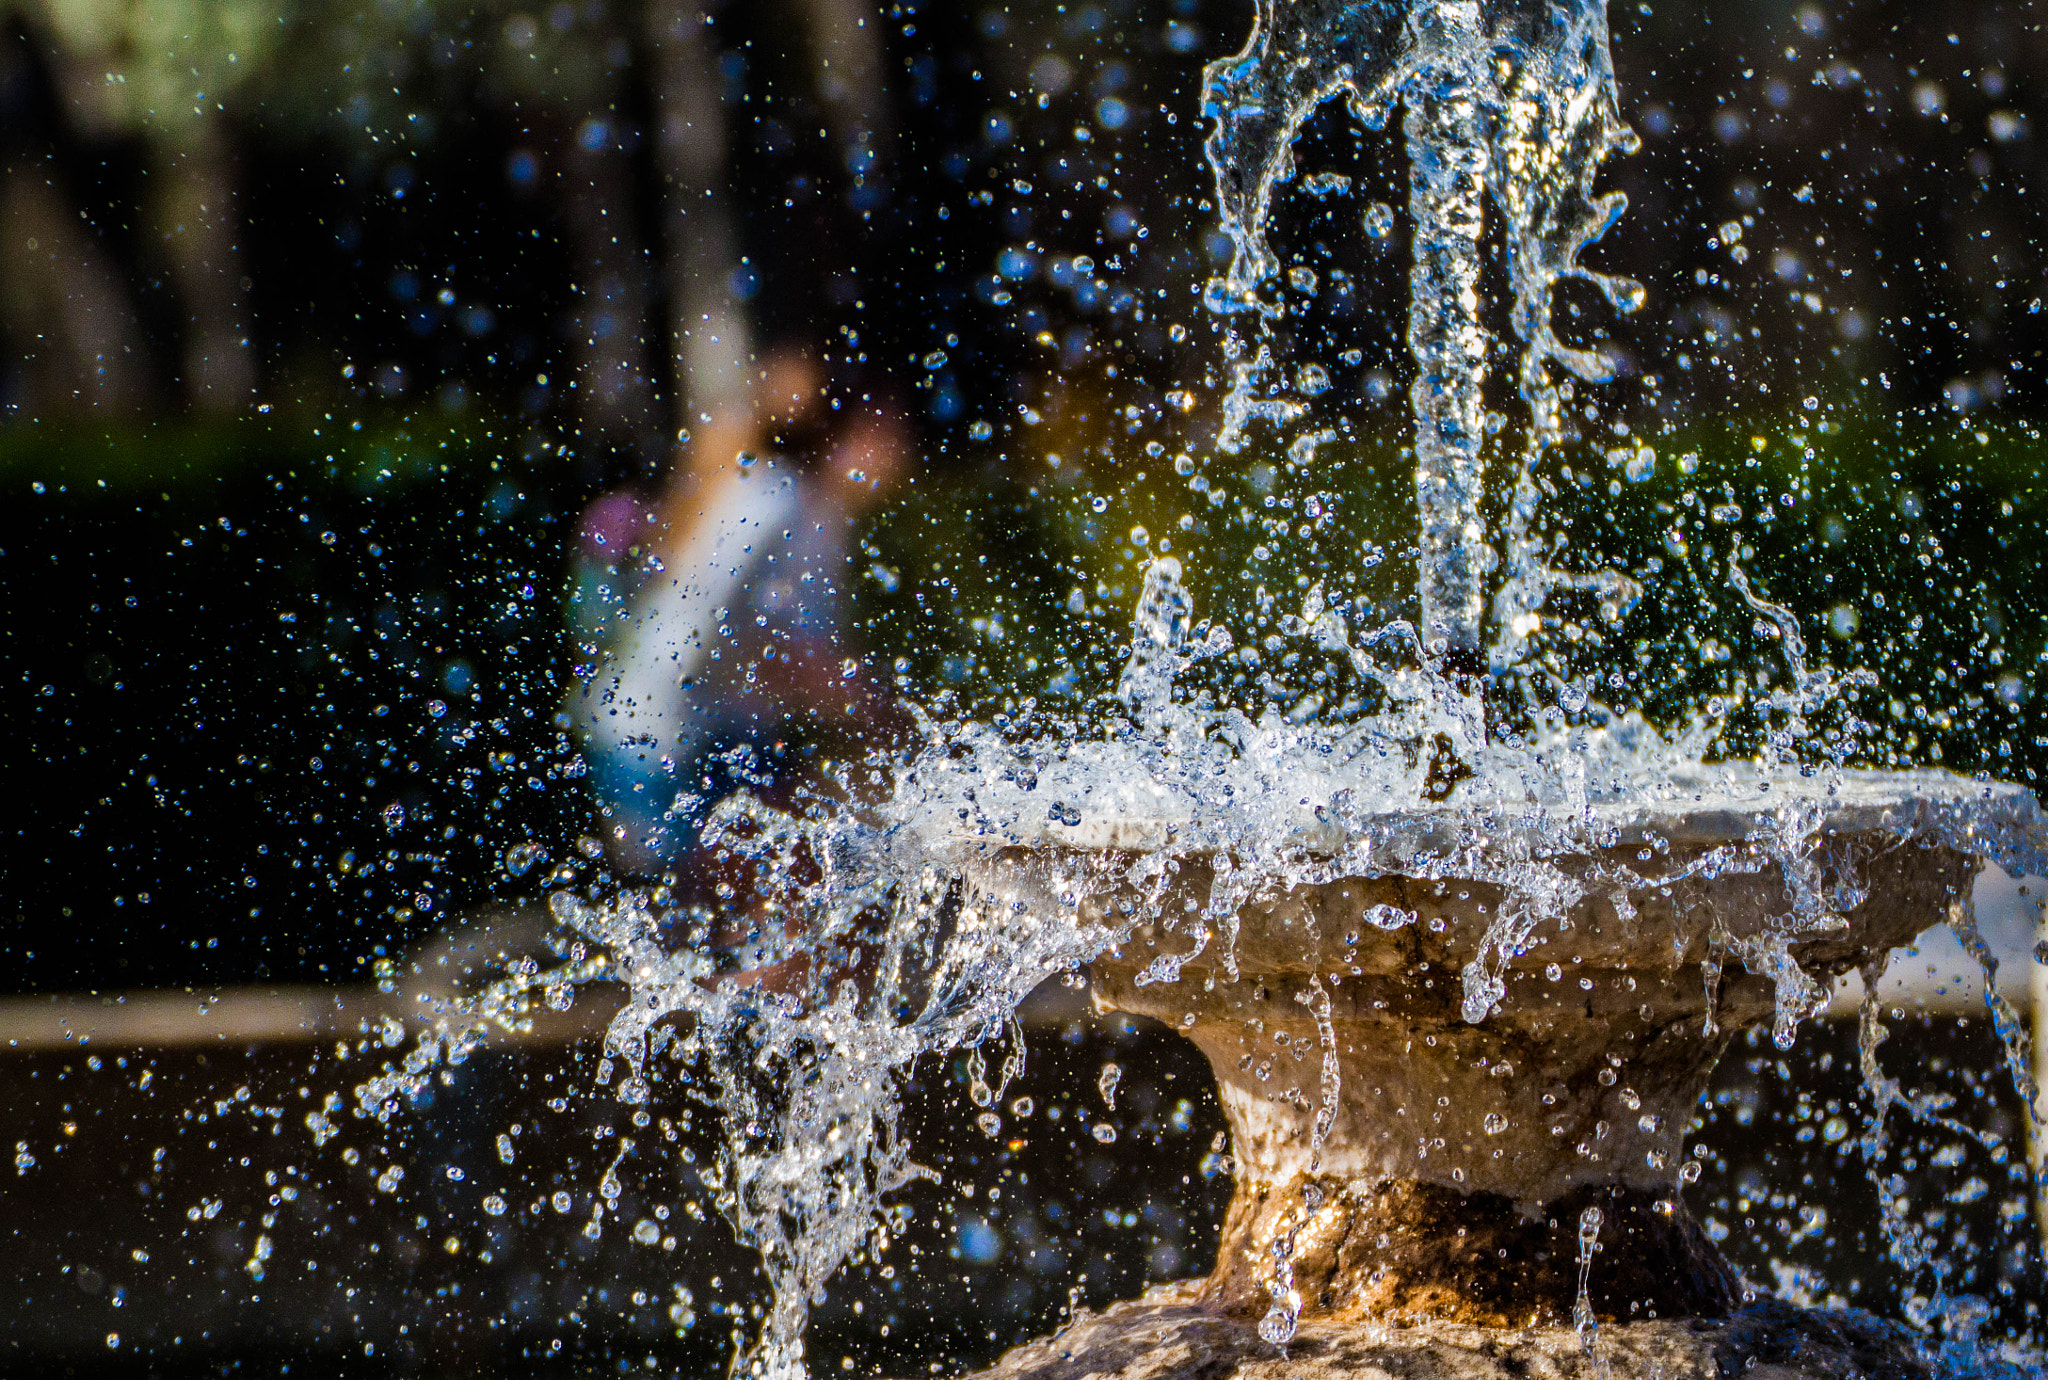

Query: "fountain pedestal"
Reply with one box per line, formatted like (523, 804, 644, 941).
(956, 772, 2038, 1378)
(1091, 830, 1967, 1327)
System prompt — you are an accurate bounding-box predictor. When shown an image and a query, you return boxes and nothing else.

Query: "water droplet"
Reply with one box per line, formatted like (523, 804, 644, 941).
(1483, 1112, 1509, 1134)
(1257, 1303, 1298, 1346)
(1090, 1122, 1118, 1144)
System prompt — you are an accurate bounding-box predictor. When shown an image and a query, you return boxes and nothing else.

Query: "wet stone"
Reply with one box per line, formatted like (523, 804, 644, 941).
(961, 1282, 1936, 1380)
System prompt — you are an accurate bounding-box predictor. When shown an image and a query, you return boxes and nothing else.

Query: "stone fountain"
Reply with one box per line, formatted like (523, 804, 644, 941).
(526, 2, 2047, 1377)
(917, 0, 2048, 1369)
(953, 773, 2038, 1380)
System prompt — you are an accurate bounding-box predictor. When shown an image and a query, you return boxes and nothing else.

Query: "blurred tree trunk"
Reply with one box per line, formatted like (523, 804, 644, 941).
(645, 0, 751, 436)
(556, 90, 661, 455)
(0, 153, 149, 412)
(146, 117, 255, 412)
(796, 0, 891, 195)
(641, 0, 892, 444)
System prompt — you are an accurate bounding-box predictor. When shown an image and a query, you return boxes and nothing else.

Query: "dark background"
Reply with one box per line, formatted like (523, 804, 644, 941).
(2, 1012, 2038, 1378)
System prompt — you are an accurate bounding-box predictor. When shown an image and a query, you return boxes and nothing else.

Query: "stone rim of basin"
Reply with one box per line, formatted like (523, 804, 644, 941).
(951, 768, 2042, 1329)
(947, 767, 2041, 863)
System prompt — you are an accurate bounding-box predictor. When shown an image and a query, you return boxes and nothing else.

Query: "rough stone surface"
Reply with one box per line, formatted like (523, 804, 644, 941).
(965, 1283, 1937, 1380)
(1200, 1180, 1739, 1326)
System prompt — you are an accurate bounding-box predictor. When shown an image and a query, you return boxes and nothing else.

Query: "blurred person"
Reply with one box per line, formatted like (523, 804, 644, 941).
(568, 348, 913, 911)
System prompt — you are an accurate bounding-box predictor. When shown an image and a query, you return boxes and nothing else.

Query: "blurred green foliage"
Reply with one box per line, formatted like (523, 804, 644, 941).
(13, 399, 2045, 798)
(862, 403, 2048, 786)
(14, 0, 285, 142)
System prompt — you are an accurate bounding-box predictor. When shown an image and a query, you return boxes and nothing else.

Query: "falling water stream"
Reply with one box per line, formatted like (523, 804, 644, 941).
(340, 3, 2046, 1377)
(1202, 0, 1646, 671)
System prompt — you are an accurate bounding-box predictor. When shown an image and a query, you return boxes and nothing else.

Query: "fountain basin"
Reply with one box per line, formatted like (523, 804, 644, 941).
(955, 769, 2039, 1332)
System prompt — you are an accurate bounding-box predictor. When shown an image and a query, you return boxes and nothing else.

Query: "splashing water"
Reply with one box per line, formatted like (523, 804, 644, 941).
(1573, 1203, 1603, 1358)
(332, 3, 2048, 1375)
(1257, 1179, 1316, 1348)
(353, 795, 1133, 1380)
(1097, 1062, 1123, 1112)
(1854, 897, 2048, 1351)
(350, 555, 2045, 1375)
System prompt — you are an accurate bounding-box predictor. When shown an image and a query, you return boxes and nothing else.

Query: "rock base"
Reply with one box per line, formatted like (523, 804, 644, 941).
(966, 1282, 1935, 1380)
(1202, 1180, 1739, 1327)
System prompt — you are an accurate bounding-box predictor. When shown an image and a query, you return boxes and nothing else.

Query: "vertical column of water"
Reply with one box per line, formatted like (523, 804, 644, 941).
(1404, 2, 1493, 669)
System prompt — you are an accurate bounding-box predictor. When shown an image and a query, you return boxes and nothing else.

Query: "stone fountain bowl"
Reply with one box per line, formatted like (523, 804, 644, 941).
(942, 769, 2042, 1379)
